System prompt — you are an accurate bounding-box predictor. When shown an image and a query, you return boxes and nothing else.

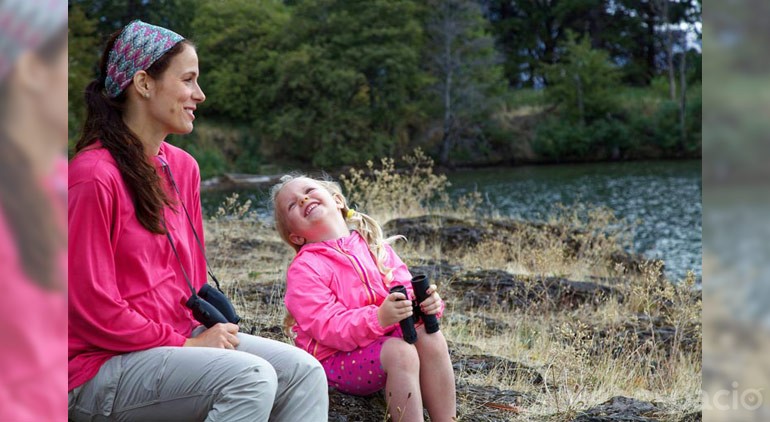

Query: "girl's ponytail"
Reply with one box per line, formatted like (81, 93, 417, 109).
(342, 207, 404, 284)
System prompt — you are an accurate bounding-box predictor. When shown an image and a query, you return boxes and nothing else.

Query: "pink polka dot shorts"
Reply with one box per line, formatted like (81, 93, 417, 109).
(320, 328, 402, 396)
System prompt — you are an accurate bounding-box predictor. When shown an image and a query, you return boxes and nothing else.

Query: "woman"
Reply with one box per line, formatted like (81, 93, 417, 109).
(68, 20, 328, 421)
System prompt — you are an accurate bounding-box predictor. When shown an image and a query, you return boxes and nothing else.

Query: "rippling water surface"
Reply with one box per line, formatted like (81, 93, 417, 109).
(447, 160, 702, 280)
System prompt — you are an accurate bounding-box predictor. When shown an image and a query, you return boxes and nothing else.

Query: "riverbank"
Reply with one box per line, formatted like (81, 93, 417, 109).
(201, 159, 702, 283)
(204, 201, 701, 421)
(199, 157, 701, 192)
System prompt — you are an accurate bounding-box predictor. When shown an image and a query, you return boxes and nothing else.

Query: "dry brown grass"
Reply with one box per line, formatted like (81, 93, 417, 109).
(339, 148, 483, 223)
(204, 154, 701, 421)
(431, 224, 699, 420)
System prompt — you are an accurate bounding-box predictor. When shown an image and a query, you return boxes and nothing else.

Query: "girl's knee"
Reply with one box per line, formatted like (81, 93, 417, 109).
(417, 329, 449, 356)
(381, 338, 420, 373)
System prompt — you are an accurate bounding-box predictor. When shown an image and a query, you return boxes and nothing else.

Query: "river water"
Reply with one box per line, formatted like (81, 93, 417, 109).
(447, 160, 701, 281)
(202, 160, 702, 281)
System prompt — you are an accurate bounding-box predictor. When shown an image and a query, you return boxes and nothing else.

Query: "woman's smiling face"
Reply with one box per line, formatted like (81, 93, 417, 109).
(146, 43, 205, 136)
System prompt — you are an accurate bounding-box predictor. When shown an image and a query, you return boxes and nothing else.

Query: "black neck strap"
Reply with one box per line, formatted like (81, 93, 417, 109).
(162, 219, 197, 296)
(158, 156, 224, 293)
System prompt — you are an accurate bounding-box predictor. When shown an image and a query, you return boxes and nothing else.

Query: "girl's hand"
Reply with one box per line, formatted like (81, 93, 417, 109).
(419, 284, 443, 316)
(183, 323, 240, 349)
(377, 292, 413, 328)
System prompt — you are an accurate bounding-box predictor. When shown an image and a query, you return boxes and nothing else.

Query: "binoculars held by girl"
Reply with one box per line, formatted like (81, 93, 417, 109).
(389, 275, 440, 344)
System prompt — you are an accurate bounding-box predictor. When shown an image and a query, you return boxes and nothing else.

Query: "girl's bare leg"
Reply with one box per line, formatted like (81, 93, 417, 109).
(381, 338, 424, 422)
(414, 327, 456, 421)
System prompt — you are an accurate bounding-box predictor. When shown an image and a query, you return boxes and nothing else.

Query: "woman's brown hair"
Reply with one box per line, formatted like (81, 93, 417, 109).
(74, 29, 193, 234)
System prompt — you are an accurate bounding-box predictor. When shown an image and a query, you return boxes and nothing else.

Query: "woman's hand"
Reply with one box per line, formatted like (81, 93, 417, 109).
(418, 284, 443, 316)
(183, 323, 240, 349)
(377, 292, 413, 328)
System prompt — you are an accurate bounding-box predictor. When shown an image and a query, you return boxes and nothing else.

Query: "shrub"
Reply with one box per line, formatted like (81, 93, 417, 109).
(339, 148, 482, 222)
(533, 117, 593, 161)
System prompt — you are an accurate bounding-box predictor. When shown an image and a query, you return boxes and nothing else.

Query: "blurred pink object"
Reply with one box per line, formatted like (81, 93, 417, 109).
(0, 161, 67, 420)
(0, 0, 67, 419)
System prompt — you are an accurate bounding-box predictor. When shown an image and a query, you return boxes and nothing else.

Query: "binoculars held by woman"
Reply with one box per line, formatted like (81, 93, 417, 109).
(185, 284, 242, 328)
(389, 275, 440, 344)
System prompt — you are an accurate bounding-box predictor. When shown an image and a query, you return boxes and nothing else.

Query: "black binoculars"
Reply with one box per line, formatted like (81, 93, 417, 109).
(185, 284, 241, 328)
(389, 274, 440, 344)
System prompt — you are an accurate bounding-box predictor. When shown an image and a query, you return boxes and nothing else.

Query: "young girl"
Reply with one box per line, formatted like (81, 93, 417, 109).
(272, 174, 457, 422)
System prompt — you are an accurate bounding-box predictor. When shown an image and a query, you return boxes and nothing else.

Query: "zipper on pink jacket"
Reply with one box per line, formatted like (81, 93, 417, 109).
(332, 239, 378, 306)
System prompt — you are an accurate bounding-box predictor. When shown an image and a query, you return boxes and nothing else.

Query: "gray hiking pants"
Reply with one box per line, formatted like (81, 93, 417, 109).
(68, 330, 328, 421)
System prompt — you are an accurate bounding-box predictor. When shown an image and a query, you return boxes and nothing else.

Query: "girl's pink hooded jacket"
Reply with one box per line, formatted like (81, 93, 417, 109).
(285, 231, 442, 361)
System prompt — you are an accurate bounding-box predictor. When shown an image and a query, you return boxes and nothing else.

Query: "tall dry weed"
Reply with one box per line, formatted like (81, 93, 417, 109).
(339, 148, 483, 223)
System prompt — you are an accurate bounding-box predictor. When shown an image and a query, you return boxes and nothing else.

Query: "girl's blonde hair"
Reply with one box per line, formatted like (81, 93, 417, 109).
(270, 173, 404, 282)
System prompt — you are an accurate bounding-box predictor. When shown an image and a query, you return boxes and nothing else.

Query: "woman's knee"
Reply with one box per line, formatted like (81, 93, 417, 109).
(381, 338, 420, 373)
(287, 348, 327, 387)
(305, 354, 326, 382)
(206, 354, 278, 421)
(222, 352, 279, 397)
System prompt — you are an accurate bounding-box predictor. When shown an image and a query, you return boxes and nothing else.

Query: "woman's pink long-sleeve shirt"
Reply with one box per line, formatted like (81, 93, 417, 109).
(68, 142, 206, 390)
(285, 231, 441, 362)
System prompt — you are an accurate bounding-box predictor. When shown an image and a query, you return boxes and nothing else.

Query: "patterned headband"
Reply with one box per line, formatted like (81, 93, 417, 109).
(104, 20, 184, 98)
(0, 0, 67, 83)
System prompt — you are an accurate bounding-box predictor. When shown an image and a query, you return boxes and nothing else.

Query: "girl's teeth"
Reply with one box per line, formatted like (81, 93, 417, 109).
(306, 204, 317, 216)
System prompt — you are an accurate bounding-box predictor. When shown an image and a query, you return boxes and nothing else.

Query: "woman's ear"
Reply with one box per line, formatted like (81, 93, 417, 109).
(289, 234, 306, 247)
(131, 70, 153, 98)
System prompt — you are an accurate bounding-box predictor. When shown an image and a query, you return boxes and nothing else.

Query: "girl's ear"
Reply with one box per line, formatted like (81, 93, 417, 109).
(289, 234, 305, 246)
(332, 193, 345, 210)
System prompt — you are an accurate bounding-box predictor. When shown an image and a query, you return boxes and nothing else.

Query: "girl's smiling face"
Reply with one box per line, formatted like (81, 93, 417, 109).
(276, 177, 346, 246)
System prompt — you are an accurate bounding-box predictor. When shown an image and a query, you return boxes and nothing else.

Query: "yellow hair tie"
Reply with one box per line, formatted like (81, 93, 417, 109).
(345, 209, 356, 219)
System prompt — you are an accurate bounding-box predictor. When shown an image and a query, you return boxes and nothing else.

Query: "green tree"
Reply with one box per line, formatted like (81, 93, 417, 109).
(482, 0, 609, 87)
(423, 0, 506, 165)
(543, 31, 620, 124)
(192, 0, 426, 168)
(70, 0, 197, 39)
(68, 3, 99, 150)
(192, 0, 289, 122)
(282, 0, 426, 167)
(189, 0, 290, 173)
(482, 1, 701, 87)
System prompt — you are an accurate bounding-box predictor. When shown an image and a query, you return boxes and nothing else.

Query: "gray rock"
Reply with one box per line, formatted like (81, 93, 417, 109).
(572, 396, 660, 421)
(449, 269, 625, 311)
